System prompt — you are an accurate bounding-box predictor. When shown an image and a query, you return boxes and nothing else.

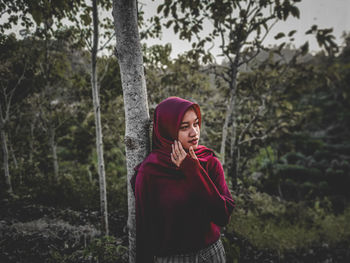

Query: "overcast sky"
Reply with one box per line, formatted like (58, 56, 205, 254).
(142, 0, 350, 60)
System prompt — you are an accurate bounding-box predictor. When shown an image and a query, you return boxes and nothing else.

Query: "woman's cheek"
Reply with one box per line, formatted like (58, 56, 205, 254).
(177, 131, 187, 147)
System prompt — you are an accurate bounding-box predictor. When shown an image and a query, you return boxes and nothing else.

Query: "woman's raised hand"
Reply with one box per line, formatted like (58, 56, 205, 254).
(171, 140, 187, 167)
(188, 146, 198, 160)
(171, 141, 198, 167)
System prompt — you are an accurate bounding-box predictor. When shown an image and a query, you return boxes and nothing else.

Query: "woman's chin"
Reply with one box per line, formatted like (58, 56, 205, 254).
(182, 141, 199, 151)
(188, 144, 198, 150)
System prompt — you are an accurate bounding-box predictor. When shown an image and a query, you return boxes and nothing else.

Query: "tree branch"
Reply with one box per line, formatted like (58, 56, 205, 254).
(238, 127, 274, 145)
(5, 62, 27, 122)
(98, 32, 116, 51)
(218, 22, 234, 65)
(98, 57, 112, 84)
(238, 97, 266, 143)
(238, 18, 278, 67)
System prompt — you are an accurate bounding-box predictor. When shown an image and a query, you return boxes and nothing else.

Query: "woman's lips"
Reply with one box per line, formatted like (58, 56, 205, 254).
(189, 139, 198, 145)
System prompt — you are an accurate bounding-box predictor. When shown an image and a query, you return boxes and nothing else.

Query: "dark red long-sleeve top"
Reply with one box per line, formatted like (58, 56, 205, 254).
(134, 152, 235, 263)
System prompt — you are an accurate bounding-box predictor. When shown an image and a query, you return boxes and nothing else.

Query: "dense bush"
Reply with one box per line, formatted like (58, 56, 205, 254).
(224, 188, 350, 262)
(50, 236, 128, 263)
(0, 199, 128, 263)
(0, 218, 99, 263)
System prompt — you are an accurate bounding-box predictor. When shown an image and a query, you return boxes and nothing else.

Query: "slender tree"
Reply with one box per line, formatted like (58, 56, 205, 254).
(156, 0, 302, 185)
(113, 1, 150, 262)
(91, 0, 109, 236)
(0, 35, 28, 194)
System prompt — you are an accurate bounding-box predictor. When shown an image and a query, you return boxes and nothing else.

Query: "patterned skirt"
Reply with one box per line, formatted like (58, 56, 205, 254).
(154, 239, 226, 263)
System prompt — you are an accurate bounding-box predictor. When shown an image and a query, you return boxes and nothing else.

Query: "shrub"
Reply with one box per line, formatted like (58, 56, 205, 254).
(0, 218, 100, 263)
(49, 236, 128, 263)
(227, 188, 350, 256)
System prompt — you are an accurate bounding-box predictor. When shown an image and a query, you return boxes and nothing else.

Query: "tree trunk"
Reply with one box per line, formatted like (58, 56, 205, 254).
(8, 140, 18, 169)
(29, 120, 35, 163)
(229, 93, 238, 186)
(229, 141, 239, 189)
(113, 1, 151, 262)
(220, 72, 238, 172)
(87, 166, 93, 183)
(219, 101, 231, 167)
(1, 129, 13, 194)
(49, 127, 59, 180)
(8, 140, 21, 185)
(91, 0, 109, 236)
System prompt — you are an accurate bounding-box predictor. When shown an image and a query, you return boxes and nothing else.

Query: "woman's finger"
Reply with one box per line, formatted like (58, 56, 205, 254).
(189, 146, 197, 159)
(174, 140, 180, 155)
(178, 140, 186, 155)
(171, 152, 176, 164)
(172, 143, 178, 158)
(175, 140, 180, 154)
(171, 152, 180, 167)
(177, 141, 186, 159)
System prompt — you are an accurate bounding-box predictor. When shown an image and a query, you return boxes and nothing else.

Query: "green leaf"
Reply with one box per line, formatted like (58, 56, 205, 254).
(290, 6, 300, 18)
(288, 30, 296, 37)
(80, 13, 92, 26)
(278, 42, 286, 52)
(174, 24, 179, 34)
(31, 9, 43, 25)
(274, 32, 285, 40)
(305, 25, 318, 34)
(240, 9, 246, 18)
(157, 4, 164, 14)
(276, 108, 282, 117)
(165, 20, 173, 28)
(284, 101, 293, 110)
(300, 41, 309, 55)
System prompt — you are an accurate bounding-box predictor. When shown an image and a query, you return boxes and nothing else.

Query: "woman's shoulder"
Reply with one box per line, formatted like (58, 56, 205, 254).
(137, 151, 170, 174)
(204, 153, 223, 172)
(197, 145, 220, 162)
(140, 151, 163, 169)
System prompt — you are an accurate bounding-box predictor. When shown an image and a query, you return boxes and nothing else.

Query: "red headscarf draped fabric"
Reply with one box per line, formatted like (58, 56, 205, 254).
(131, 96, 215, 191)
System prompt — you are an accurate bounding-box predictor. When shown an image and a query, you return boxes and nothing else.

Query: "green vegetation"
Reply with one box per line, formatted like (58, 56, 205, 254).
(230, 188, 350, 252)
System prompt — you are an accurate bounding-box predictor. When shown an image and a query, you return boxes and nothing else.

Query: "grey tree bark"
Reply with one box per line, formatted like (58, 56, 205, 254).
(0, 62, 25, 195)
(219, 55, 239, 184)
(91, 0, 109, 236)
(113, 0, 151, 262)
(0, 128, 12, 194)
(29, 120, 35, 163)
(49, 126, 59, 180)
(10, 143, 18, 168)
(220, 103, 229, 166)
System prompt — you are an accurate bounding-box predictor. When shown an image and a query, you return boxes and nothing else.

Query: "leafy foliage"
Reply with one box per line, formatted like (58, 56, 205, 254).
(225, 187, 350, 261)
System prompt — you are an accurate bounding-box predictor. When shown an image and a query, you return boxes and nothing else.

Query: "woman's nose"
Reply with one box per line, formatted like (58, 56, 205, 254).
(189, 126, 197, 136)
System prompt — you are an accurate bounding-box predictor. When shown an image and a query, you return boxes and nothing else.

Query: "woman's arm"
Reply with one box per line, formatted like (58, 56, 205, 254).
(179, 155, 235, 226)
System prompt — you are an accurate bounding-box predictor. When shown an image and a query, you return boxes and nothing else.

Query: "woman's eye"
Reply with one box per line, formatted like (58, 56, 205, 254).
(194, 122, 199, 127)
(180, 126, 188, 130)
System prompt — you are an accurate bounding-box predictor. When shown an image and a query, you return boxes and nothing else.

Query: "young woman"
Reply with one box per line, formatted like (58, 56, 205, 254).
(132, 97, 234, 263)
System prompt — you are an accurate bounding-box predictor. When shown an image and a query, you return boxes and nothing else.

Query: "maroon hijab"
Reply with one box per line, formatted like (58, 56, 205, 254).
(131, 97, 215, 191)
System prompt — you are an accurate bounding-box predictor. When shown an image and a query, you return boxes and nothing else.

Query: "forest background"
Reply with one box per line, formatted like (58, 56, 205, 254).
(0, 0, 350, 262)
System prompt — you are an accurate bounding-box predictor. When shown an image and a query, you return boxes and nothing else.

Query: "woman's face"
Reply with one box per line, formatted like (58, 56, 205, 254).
(178, 108, 200, 150)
